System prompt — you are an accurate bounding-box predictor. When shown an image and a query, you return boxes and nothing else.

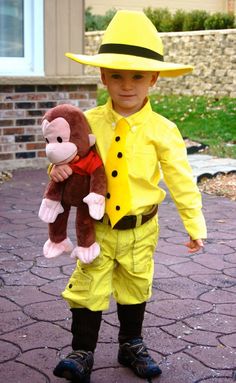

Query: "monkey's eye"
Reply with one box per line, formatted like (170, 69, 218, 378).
(57, 136, 63, 143)
(45, 138, 49, 143)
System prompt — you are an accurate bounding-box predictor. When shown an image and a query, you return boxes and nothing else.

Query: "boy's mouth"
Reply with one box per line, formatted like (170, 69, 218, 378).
(119, 94, 135, 98)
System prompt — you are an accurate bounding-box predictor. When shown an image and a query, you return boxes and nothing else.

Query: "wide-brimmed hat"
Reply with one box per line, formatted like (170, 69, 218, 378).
(66, 10, 193, 77)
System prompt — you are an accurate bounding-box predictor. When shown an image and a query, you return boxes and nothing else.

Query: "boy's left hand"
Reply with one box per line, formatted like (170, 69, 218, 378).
(185, 238, 204, 253)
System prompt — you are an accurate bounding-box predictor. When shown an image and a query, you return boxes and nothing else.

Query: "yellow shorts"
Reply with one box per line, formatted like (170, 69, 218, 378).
(62, 216, 159, 311)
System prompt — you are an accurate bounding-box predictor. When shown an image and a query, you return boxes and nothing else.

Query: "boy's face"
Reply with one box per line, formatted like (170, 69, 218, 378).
(100, 68, 158, 116)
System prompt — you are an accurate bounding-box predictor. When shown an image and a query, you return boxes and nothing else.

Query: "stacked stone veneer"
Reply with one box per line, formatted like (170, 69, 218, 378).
(85, 29, 236, 97)
(0, 83, 97, 170)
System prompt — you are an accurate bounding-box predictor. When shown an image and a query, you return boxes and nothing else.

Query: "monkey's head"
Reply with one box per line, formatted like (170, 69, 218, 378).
(42, 104, 96, 164)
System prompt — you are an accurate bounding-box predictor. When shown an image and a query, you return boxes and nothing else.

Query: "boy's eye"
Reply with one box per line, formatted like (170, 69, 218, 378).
(133, 74, 143, 80)
(111, 74, 121, 79)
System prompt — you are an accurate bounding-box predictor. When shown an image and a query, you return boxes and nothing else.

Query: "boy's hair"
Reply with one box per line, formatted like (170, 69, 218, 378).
(66, 10, 193, 77)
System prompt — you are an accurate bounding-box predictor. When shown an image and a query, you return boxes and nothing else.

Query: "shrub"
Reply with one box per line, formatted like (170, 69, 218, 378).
(143, 7, 173, 32)
(85, 7, 116, 31)
(85, 7, 101, 31)
(172, 9, 188, 31)
(101, 8, 117, 29)
(204, 12, 235, 29)
(183, 9, 209, 31)
(85, 7, 236, 32)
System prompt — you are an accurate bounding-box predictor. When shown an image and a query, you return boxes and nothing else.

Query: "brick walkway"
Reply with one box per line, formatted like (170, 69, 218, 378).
(0, 168, 235, 383)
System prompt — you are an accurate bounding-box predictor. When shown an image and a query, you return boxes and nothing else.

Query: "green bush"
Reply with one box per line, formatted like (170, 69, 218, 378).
(85, 7, 100, 31)
(85, 7, 236, 32)
(183, 10, 209, 31)
(172, 9, 187, 31)
(85, 7, 116, 31)
(204, 12, 235, 29)
(101, 8, 117, 29)
(144, 7, 173, 32)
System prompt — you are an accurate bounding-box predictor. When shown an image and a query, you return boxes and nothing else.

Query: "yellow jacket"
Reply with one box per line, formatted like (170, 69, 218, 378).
(85, 98, 207, 240)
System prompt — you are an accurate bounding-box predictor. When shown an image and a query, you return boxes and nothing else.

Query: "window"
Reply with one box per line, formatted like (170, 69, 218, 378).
(0, 0, 44, 76)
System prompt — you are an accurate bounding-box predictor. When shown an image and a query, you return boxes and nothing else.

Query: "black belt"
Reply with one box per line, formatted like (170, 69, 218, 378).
(99, 205, 158, 230)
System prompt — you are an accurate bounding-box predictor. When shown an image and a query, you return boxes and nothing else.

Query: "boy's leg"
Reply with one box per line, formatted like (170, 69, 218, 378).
(54, 308, 102, 382)
(71, 308, 102, 352)
(117, 302, 162, 378)
(114, 217, 162, 378)
(117, 302, 146, 344)
(54, 222, 116, 382)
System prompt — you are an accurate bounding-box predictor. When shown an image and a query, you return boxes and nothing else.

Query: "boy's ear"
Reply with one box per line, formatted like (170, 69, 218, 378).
(100, 68, 106, 85)
(150, 72, 159, 86)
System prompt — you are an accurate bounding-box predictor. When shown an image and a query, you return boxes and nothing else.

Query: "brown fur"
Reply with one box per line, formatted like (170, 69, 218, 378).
(42, 104, 107, 247)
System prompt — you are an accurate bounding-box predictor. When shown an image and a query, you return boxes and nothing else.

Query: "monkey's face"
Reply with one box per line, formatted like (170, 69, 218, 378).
(42, 117, 77, 164)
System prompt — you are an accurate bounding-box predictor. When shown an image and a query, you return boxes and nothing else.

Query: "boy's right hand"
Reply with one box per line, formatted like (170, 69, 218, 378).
(185, 238, 204, 253)
(50, 164, 72, 182)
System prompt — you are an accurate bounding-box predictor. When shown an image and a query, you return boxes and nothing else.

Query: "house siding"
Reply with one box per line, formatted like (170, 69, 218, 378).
(44, 0, 84, 76)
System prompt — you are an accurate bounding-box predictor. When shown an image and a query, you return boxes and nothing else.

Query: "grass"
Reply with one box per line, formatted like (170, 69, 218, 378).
(97, 89, 236, 158)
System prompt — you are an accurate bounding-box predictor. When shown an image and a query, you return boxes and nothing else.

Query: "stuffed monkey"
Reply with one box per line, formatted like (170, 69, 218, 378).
(38, 104, 107, 263)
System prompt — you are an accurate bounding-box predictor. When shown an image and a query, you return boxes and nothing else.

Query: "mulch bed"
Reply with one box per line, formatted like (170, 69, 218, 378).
(0, 171, 12, 184)
(198, 173, 236, 201)
(184, 138, 236, 201)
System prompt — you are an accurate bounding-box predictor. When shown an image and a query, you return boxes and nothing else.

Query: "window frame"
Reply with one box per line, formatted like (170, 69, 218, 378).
(0, 0, 44, 76)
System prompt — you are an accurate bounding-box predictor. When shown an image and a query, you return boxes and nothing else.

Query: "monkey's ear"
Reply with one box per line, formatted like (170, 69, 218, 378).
(42, 119, 49, 135)
(88, 134, 96, 147)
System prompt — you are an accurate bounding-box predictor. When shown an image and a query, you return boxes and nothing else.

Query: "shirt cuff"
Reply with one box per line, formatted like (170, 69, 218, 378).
(182, 214, 207, 240)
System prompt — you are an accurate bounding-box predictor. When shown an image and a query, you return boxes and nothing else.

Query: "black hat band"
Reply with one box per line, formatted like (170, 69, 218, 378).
(98, 43, 164, 62)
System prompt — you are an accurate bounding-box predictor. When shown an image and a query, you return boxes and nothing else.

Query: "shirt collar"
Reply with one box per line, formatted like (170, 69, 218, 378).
(104, 97, 153, 132)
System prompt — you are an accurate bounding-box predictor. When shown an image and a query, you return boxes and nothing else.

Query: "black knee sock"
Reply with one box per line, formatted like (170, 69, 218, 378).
(117, 302, 146, 344)
(71, 308, 102, 352)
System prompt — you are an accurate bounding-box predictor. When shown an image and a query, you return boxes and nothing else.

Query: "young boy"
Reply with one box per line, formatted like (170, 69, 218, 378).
(52, 10, 206, 382)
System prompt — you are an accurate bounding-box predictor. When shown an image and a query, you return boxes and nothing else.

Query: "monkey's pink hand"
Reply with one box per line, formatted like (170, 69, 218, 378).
(83, 193, 105, 220)
(71, 242, 100, 263)
(38, 198, 64, 223)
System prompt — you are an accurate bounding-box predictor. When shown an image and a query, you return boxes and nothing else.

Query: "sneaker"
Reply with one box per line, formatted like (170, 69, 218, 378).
(118, 338, 162, 379)
(53, 350, 93, 383)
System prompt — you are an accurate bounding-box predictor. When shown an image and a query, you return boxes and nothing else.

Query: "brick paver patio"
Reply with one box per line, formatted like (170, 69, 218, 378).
(0, 168, 235, 383)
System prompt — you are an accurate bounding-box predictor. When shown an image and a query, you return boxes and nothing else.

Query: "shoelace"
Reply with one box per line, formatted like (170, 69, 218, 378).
(130, 342, 149, 357)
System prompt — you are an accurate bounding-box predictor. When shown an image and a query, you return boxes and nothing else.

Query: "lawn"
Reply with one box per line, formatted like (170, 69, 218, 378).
(97, 90, 236, 158)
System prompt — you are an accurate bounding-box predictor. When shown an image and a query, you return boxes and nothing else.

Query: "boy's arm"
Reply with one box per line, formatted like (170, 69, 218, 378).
(158, 126, 207, 243)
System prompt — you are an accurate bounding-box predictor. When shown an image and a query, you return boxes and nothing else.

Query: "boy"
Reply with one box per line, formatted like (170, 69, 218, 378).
(52, 10, 206, 383)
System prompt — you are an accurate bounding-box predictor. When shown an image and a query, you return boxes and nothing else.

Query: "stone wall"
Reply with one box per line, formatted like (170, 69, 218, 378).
(85, 29, 236, 98)
(0, 79, 98, 170)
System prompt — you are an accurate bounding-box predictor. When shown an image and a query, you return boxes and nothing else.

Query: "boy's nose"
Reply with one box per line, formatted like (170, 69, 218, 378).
(122, 78, 133, 90)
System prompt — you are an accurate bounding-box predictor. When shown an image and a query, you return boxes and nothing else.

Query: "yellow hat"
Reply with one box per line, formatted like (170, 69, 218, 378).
(66, 10, 193, 77)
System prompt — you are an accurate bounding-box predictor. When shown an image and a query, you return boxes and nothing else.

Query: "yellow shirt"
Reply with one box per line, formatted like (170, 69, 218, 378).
(85, 98, 207, 240)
